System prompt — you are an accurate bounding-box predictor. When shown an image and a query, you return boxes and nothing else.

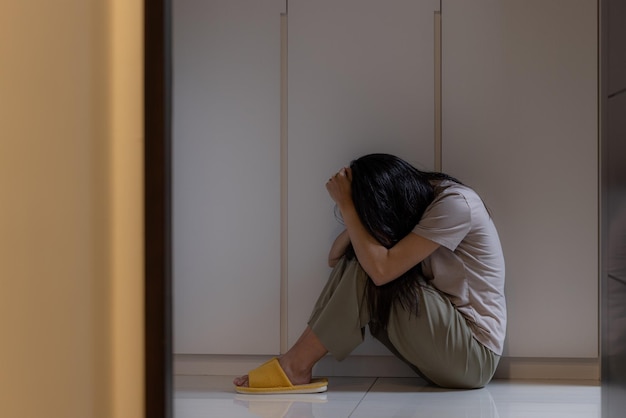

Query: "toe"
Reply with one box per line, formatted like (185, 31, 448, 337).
(233, 374, 249, 387)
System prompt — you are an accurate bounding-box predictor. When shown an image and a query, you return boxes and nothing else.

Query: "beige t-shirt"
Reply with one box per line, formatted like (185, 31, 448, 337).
(412, 181, 507, 355)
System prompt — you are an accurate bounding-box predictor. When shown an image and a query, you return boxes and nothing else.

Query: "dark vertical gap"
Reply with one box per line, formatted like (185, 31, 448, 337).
(145, 0, 173, 417)
(600, 0, 609, 386)
(601, 0, 626, 416)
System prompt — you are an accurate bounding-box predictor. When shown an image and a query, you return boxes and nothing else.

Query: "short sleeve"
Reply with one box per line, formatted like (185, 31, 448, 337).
(411, 191, 471, 251)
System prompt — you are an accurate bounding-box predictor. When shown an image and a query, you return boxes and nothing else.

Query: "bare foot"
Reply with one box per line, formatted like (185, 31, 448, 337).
(233, 374, 249, 387)
(233, 326, 327, 388)
(232, 357, 312, 387)
(277, 356, 312, 386)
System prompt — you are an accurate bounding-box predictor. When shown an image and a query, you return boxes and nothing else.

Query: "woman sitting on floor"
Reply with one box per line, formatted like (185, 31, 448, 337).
(234, 153, 506, 393)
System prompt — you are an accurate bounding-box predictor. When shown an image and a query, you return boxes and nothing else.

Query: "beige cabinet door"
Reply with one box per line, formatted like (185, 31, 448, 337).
(442, 0, 598, 357)
(173, 0, 285, 355)
(287, 0, 440, 354)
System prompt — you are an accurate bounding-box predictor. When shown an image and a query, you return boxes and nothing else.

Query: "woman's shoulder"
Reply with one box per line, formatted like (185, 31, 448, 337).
(428, 180, 487, 217)
(431, 180, 491, 223)
(422, 181, 473, 222)
(432, 180, 474, 200)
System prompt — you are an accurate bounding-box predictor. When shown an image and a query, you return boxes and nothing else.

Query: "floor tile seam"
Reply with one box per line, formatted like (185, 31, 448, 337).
(346, 377, 379, 418)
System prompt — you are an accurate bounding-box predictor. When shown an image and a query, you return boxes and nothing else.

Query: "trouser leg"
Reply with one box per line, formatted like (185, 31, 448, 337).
(368, 320, 436, 385)
(307, 257, 369, 361)
(307, 257, 499, 388)
(380, 282, 500, 389)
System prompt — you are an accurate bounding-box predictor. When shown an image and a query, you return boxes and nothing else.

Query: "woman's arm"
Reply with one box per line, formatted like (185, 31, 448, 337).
(328, 229, 350, 267)
(326, 168, 440, 285)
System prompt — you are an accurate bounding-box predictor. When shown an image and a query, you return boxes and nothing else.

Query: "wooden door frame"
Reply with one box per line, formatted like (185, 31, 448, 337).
(145, 0, 173, 417)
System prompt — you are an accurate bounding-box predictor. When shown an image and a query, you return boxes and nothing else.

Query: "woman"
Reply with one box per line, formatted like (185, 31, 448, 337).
(234, 153, 506, 393)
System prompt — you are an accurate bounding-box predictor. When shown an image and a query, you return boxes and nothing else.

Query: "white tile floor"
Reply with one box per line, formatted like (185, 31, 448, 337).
(174, 375, 603, 418)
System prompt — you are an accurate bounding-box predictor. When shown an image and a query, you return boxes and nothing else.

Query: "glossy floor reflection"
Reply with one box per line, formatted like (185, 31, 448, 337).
(175, 375, 603, 418)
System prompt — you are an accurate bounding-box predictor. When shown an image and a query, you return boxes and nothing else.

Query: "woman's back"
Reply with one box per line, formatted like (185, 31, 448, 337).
(412, 180, 506, 355)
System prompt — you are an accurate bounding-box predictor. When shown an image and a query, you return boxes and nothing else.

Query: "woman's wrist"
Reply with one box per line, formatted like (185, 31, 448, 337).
(337, 199, 356, 216)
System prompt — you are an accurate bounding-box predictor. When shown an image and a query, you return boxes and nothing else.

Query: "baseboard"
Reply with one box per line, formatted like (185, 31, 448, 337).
(493, 356, 600, 380)
(174, 354, 600, 380)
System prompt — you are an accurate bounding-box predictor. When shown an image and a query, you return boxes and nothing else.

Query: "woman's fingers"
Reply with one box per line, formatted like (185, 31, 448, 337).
(326, 167, 353, 206)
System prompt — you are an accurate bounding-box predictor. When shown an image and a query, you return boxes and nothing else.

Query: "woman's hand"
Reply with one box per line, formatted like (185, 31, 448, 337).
(325, 166, 440, 286)
(325, 167, 353, 209)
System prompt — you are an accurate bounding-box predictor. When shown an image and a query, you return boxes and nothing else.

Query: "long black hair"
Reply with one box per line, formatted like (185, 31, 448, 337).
(342, 153, 460, 327)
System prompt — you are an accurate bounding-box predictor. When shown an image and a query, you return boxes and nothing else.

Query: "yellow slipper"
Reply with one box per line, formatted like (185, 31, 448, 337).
(235, 358, 328, 394)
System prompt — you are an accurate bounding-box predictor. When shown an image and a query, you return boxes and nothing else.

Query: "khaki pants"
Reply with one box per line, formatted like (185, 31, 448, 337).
(308, 257, 499, 389)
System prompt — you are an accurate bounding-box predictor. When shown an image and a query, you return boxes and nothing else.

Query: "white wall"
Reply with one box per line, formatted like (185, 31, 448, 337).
(442, 0, 598, 359)
(172, 0, 600, 381)
(172, 0, 284, 355)
(0, 2, 143, 418)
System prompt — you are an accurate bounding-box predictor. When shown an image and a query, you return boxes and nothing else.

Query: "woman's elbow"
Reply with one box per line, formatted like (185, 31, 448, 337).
(370, 276, 386, 286)
(368, 268, 394, 286)
(328, 255, 342, 268)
